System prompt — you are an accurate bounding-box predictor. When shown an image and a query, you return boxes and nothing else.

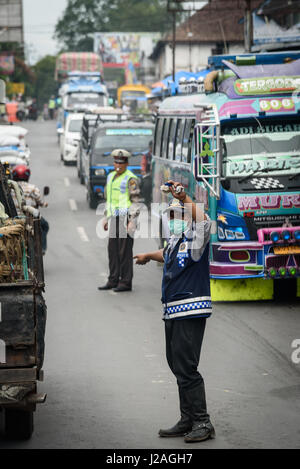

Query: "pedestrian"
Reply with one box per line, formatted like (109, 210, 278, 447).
(141, 140, 153, 176)
(98, 149, 140, 292)
(122, 101, 130, 114)
(48, 95, 56, 120)
(43, 103, 49, 121)
(134, 180, 215, 443)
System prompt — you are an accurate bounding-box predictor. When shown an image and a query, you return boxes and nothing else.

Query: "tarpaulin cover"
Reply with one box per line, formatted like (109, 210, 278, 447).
(55, 53, 102, 80)
(222, 58, 300, 79)
(151, 70, 209, 97)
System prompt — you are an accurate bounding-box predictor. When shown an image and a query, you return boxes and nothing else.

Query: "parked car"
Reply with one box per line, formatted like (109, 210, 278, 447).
(59, 112, 83, 165)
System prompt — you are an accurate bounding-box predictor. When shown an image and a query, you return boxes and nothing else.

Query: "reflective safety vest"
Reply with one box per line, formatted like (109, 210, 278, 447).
(106, 169, 138, 218)
(48, 99, 55, 109)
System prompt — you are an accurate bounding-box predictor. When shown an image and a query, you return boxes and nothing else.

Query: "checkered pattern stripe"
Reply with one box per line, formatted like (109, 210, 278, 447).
(178, 258, 185, 267)
(165, 300, 212, 318)
(113, 208, 129, 216)
(249, 178, 284, 190)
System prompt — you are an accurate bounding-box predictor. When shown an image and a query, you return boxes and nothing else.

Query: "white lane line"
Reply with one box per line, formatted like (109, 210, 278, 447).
(69, 199, 78, 211)
(64, 177, 70, 187)
(77, 226, 90, 242)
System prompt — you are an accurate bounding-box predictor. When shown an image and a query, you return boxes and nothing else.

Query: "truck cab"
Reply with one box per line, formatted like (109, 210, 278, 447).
(85, 118, 154, 209)
(0, 163, 47, 439)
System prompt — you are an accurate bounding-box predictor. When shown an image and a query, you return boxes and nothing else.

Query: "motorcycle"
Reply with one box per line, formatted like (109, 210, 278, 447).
(27, 102, 38, 121)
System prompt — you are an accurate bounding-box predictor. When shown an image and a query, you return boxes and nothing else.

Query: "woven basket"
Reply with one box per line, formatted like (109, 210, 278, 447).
(0, 219, 27, 282)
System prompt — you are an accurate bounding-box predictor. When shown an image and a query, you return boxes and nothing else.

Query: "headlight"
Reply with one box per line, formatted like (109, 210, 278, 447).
(66, 138, 77, 145)
(94, 168, 106, 176)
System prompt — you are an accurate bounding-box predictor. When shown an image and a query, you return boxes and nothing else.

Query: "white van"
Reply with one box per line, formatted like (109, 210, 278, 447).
(59, 113, 83, 165)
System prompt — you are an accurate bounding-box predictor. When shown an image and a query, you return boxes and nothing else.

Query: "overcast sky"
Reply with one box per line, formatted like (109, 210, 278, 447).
(23, 0, 68, 64)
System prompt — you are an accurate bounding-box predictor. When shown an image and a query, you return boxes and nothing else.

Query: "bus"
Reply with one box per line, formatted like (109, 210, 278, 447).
(117, 84, 151, 110)
(152, 52, 300, 301)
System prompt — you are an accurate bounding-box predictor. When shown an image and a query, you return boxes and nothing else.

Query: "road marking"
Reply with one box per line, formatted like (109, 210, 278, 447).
(77, 226, 90, 242)
(69, 199, 77, 211)
(64, 177, 70, 187)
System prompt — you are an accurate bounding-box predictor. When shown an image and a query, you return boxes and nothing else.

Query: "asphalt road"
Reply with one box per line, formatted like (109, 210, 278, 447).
(0, 120, 300, 449)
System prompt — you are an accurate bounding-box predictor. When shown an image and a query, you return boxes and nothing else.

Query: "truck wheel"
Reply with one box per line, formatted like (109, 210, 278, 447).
(87, 189, 98, 209)
(4, 408, 34, 440)
(79, 167, 85, 185)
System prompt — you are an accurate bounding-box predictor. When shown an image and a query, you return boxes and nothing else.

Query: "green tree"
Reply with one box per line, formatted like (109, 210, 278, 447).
(54, 0, 169, 52)
(107, 0, 169, 32)
(33, 56, 57, 110)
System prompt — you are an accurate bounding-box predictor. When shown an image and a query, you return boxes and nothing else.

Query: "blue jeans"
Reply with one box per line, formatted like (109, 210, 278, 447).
(40, 217, 49, 252)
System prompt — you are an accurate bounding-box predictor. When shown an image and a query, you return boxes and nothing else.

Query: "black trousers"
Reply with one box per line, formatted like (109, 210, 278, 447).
(164, 317, 206, 390)
(108, 216, 134, 288)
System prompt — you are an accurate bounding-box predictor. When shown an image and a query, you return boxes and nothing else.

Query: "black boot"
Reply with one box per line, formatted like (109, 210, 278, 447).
(159, 388, 193, 437)
(98, 282, 117, 290)
(183, 383, 215, 443)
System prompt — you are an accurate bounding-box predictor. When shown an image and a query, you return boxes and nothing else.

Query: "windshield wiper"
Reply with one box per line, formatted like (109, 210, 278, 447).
(289, 172, 300, 181)
(238, 167, 282, 183)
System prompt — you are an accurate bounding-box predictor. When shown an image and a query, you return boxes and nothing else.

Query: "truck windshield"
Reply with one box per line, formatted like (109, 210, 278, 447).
(92, 128, 153, 164)
(67, 93, 105, 109)
(221, 117, 300, 180)
(122, 91, 146, 99)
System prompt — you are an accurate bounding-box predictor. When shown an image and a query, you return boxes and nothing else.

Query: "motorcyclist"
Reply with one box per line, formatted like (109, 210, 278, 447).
(12, 164, 49, 255)
(28, 98, 38, 121)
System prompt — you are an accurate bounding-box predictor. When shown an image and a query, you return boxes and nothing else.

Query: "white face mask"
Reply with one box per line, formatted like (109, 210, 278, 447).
(168, 219, 188, 236)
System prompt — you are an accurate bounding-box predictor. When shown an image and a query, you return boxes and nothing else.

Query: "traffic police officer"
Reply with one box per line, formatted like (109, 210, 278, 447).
(134, 180, 215, 443)
(98, 149, 140, 292)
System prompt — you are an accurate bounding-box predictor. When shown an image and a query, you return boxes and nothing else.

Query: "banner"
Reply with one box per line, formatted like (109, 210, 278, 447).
(94, 32, 160, 68)
(254, 14, 300, 45)
(0, 55, 15, 75)
(6, 82, 25, 95)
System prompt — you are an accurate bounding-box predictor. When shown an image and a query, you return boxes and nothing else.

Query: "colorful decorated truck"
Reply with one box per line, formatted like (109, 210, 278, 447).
(55, 53, 109, 135)
(152, 52, 300, 301)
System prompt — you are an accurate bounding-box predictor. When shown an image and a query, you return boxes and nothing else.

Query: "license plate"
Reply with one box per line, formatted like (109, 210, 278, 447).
(273, 245, 300, 255)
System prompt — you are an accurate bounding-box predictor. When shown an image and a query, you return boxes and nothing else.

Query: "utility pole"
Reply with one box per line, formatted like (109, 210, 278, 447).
(244, 0, 253, 53)
(172, 11, 176, 82)
(167, 1, 209, 81)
